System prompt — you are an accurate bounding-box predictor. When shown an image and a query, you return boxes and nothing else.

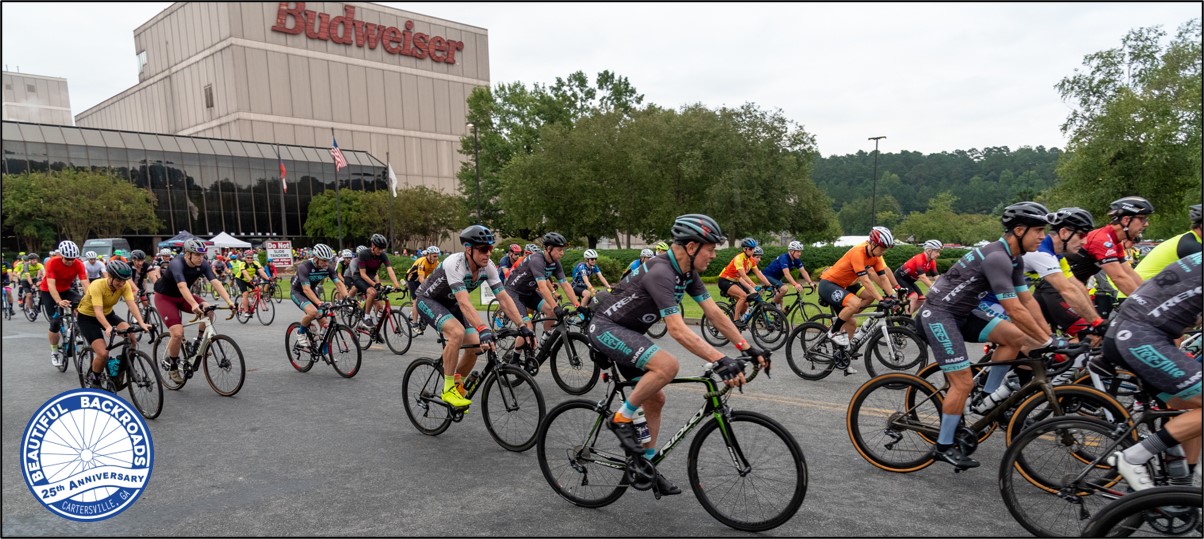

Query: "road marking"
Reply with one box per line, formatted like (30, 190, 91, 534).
(3, 333, 44, 340)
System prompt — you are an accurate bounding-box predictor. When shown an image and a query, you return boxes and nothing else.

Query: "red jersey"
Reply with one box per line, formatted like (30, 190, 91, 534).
(39, 256, 88, 293)
(899, 253, 938, 279)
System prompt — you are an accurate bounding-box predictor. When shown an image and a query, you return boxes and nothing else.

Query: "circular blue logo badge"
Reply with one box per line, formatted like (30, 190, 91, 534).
(21, 389, 153, 521)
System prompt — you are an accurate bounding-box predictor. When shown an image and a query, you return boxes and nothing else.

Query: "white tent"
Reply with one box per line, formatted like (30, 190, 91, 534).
(209, 232, 252, 249)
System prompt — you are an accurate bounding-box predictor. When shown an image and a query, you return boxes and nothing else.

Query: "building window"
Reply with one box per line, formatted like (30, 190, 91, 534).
(27, 84, 36, 93)
(137, 50, 148, 75)
(204, 84, 214, 109)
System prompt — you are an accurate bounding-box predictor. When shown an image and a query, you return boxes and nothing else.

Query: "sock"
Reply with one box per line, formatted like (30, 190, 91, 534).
(643, 448, 657, 460)
(829, 319, 846, 333)
(298, 325, 306, 334)
(444, 375, 455, 393)
(1122, 429, 1178, 465)
(937, 413, 961, 446)
(617, 400, 639, 420)
(982, 365, 1011, 394)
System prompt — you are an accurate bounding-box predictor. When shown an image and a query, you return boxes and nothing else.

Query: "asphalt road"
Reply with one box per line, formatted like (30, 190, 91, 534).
(2, 304, 1035, 537)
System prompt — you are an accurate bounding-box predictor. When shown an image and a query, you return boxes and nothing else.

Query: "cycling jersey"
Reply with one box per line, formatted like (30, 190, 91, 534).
(924, 239, 1028, 315)
(406, 257, 439, 282)
(77, 278, 135, 317)
(38, 257, 87, 293)
(19, 262, 44, 279)
(131, 261, 154, 292)
(291, 260, 341, 295)
(341, 257, 360, 284)
(505, 252, 567, 296)
(83, 260, 106, 280)
(416, 252, 505, 307)
(1113, 252, 1202, 337)
(153, 255, 217, 298)
(572, 261, 602, 288)
(1065, 226, 1126, 285)
(762, 253, 805, 282)
(898, 253, 938, 280)
(819, 243, 887, 289)
(498, 253, 516, 272)
(355, 250, 391, 279)
(718, 252, 758, 281)
(1135, 230, 1202, 282)
(592, 248, 709, 333)
(231, 259, 264, 283)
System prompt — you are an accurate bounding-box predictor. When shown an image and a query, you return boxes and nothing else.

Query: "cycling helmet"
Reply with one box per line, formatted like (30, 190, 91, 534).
(506, 244, 520, 254)
(1001, 201, 1052, 230)
(356, 245, 368, 255)
(105, 260, 133, 280)
(1049, 207, 1095, 233)
(524, 243, 541, 254)
(159, 248, 173, 256)
(787, 241, 804, 251)
(752, 246, 764, 256)
(370, 233, 388, 248)
(1108, 196, 1155, 218)
(923, 239, 944, 251)
(113, 250, 125, 257)
(311, 243, 336, 261)
(340, 249, 353, 259)
(130, 249, 147, 261)
(655, 241, 669, 252)
(542, 232, 567, 247)
(639, 249, 654, 258)
(426, 246, 440, 256)
(740, 238, 758, 249)
(868, 226, 895, 248)
(583, 249, 598, 259)
(243, 249, 254, 257)
(28, 253, 39, 260)
(459, 225, 495, 247)
(183, 239, 207, 254)
(229, 253, 239, 260)
(671, 214, 726, 245)
(57, 241, 80, 259)
(1189, 204, 1201, 225)
(85, 251, 98, 260)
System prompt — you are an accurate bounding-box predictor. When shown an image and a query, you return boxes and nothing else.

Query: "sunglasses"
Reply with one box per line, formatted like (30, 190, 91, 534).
(474, 245, 494, 254)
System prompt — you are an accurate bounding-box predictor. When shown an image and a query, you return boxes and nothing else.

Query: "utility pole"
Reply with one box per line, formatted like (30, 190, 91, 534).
(466, 122, 481, 223)
(868, 136, 886, 229)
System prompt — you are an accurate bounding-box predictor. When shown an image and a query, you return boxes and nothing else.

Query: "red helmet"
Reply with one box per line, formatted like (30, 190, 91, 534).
(509, 243, 522, 254)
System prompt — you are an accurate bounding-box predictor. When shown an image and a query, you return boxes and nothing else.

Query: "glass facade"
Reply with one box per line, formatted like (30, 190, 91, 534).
(1, 121, 385, 244)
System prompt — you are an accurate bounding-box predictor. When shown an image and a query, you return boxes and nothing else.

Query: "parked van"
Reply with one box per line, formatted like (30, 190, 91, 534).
(81, 238, 132, 258)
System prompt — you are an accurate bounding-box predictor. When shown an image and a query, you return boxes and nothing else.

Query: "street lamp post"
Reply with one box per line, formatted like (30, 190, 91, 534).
(466, 122, 481, 223)
(868, 136, 886, 229)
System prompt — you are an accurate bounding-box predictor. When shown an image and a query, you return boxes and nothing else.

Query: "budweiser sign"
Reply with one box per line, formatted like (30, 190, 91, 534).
(271, 3, 466, 65)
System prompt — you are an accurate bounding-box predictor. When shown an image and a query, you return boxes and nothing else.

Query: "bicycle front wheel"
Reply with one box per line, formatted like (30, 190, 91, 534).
(481, 364, 546, 452)
(152, 334, 188, 390)
(125, 350, 164, 420)
(549, 332, 600, 395)
(536, 400, 628, 507)
(646, 318, 667, 338)
(700, 303, 733, 347)
(1080, 486, 1203, 537)
(1005, 385, 1130, 446)
(256, 296, 275, 326)
(784, 322, 837, 380)
(203, 334, 246, 396)
(402, 357, 452, 436)
(382, 307, 413, 355)
(750, 305, 789, 351)
(688, 410, 808, 532)
(285, 322, 315, 373)
(326, 324, 362, 378)
(862, 325, 928, 377)
(846, 373, 942, 473)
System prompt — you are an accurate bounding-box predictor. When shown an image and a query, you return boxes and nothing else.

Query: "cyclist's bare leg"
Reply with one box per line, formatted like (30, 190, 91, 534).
(945, 320, 1027, 411)
(836, 295, 864, 340)
(909, 293, 924, 315)
(167, 323, 184, 357)
(363, 287, 378, 320)
(624, 351, 678, 412)
(1165, 396, 1202, 466)
(300, 304, 319, 329)
(729, 286, 749, 321)
(89, 321, 131, 373)
(452, 330, 482, 378)
(539, 299, 556, 334)
(439, 319, 466, 379)
(773, 284, 789, 308)
(642, 388, 667, 449)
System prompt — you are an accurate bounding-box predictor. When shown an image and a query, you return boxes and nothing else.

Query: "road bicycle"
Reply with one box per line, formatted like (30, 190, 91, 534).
(1080, 485, 1202, 537)
(21, 282, 41, 322)
(699, 286, 789, 350)
(77, 325, 163, 420)
(151, 305, 246, 396)
(535, 350, 808, 532)
(490, 306, 601, 395)
(402, 327, 545, 452)
(784, 299, 928, 379)
(2, 285, 12, 320)
(777, 285, 825, 327)
(263, 275, 284, 304)
(347, 285, 411, 354)
(284, 299, 362, 378)
(845, 343, 1130, 475)
(234, 280, 276, 326)
(126, 290, 164, 334)
(45, 303, 84, 375)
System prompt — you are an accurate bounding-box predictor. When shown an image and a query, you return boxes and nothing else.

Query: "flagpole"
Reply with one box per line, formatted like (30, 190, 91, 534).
(332, 128, 343, 251)
(277, 145, 287, 240)
(387, 151, 394, 251)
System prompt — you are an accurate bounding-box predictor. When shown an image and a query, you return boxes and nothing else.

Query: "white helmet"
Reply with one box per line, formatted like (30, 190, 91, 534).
(788, 241, 804, 251)
(340, 249, 353, 258)
(84, 251, 98, 260)
(426, 246, 440, 256)
(923, 239, 944, 251)
(868, 226, 895, 248)
(311, 243, 336, 261)
(159, 248, 173, 256)
(583, 249, 598, 259)
(57, 240, 80, 259)
(639, 249, 654, 258)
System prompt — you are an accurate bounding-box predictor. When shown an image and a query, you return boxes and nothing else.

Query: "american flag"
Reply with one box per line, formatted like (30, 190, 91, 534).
(330, 137, 348, 171)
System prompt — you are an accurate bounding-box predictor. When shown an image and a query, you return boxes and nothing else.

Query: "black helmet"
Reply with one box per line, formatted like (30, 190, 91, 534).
(1108, 196, 1155, 218)
(1001, 201, 1052, 230)
(105, 260, 133, 280)
(370, 234, 388, 248)
(129, 249, 147, 261)
(1190, 204, 1201, 225)
(459, 225, 495, 247)
(542, 232, 567, 247)
(1049, 207, 1095, 233)
(671, 214, 726, 245)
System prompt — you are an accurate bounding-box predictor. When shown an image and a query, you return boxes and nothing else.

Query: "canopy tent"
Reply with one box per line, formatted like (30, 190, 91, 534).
(209, 232, 251, 249)
(157, 230, 212, 250)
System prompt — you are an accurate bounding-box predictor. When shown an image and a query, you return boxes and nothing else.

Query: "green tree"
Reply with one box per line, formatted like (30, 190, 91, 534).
(2, 169, 161, 251)
(837, 195, 901, 235)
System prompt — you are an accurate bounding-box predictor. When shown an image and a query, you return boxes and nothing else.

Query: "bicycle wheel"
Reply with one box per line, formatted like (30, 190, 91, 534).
(338, 301, 361, 328)
(1005, 385, 1130, 446)
(125, 350, 164, 420)
(750, 304, 789, 351)
(846, 373, 942, 473)
(796, 301, 825, 326)
(646, 318, 667, 338)
(144, 307, 163, 334)
(999, 416, 1134, 537)
(382, 307, 413, 355)
(549, 332, 600, 395)
(56, 323, 73, 373)
(284, 322, 315, 373)
(784, 322, 837, 380)
(326, 324, 362, 378)
(536, 400, 629, 507)
(152, 334, 189, 391)
(1081, 486, 1203, 537)
(402, 357, 453, 436)
(862, 325, 928, 377)
(256, 296, 275, 326)
(688, 410, 808, 532)
(75, 349, 92, 388)
(481, 364, 546, 452)
(914, 361, 997, 444)
(700, 303, 733, 347)
(203, 334, 246, 396)
(485, 299, 504, 330)
(235, 303, 252, 324)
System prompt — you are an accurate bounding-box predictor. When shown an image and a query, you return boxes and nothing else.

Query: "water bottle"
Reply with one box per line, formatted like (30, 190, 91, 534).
(853, 325, 867, 342)
(741, 310, 753, 324)
(107, 353, 122, 377)
(633, 407, 651, 445)
(464, 371, 481, 394)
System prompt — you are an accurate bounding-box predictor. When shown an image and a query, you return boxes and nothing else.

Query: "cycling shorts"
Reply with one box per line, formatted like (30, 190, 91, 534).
(572, 283, 590, 298)
(513, 291, 546, 315)
(406, 279, 421, 300)
(414, 297, 478, 336)
(352, 277, 374, 295)
(78, 311, 125, 345)
(916, 307, 1004, 372)
(716, 278, 751, 299)
(1103, 322, 1202, 403)
(818, 279, 861, 309)
(1032, 280, 1088, 336)
(41, 290, 82, 333)
(585, 315, 658, 380)
(154, 292, 194, 329)
(893, 269, 923, 299)
(291, 289, 317, 311)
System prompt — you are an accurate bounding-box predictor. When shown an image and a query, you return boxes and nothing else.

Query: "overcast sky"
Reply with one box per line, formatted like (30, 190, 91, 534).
(2, 2, 1198, 156)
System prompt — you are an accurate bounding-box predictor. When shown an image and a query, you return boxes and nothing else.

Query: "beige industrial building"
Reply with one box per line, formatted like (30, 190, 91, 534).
(3, 71, 73, 126)
(75, 1, 490, 192)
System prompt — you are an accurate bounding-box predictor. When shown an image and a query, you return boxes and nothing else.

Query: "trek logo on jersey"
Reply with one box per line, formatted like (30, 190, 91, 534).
(941, 276, 979, 303)
(1147, 287, 1202, 319)
(22, 389, 153, 521)
(602, 295, 636, 318)
(1129, 345, 1186, 377)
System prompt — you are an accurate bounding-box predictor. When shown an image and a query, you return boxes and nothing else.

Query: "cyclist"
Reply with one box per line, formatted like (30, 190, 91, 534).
(40, 241, 90, 368)
(127, 249, 157, 301)
(716, 238, 773, 329)
(19, 253, 45, 314)
(290, 244, 350, 352)
(589, 214, 767, 494)
(404, 247, 441, 332)
(341, 246, 366, 293)
(154, 239, 237, 384)
(654, 241, 669, 256)
(335, 249, 355, 278)
(506, 232, 583, 342)
(1133, 203, 1201, 281)
(1103, 252, 1202, 490)
(620, 248, 655, 280)
(82, 252, 106, 280)
(354, 234, 402, 330)
(894, 240, 942, 314)
(818, 226, 904, 374)
(79, 260, 152, 388)
(414, 225, 531, 408)
(498, 243, 523, 280)
(917, 202, 1065, 469)
(109, 249, 128, 263)
(1025, 208, 1106, 340)
(2, 257, 14, 317)
(1065, 196, 1155, 298)
(231, 249, 269, 316)
(763, 240, 816, 311)
(571, 248, 612, 305)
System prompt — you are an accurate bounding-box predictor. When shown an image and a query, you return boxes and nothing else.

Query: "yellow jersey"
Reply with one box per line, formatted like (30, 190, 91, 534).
(77, 278, 135, 317)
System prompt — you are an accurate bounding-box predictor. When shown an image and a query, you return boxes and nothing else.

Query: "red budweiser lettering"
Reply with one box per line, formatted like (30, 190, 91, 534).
(271, 3, 465, 65)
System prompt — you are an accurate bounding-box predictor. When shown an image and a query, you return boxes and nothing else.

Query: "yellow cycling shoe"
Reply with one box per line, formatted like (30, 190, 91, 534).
(441, 387, 472, 409)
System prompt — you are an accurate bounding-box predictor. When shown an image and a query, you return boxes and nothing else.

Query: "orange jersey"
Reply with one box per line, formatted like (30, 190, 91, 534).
(718, 252, 758, 281)
(819, 243, 887, 288)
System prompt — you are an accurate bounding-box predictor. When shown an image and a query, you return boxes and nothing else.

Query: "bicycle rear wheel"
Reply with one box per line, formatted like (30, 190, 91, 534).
(152, 334, 189, 390)
(1081, 486, 1203, 537)
(688, 410, 808, 532)
(862, 325, 928, 377)
(76, 350, 92, 388)
(326, 324, 362, 378)
(382, 307, 413, 355)
(549, 332, 600, 395)
(646, 318, 667, 338)
(750, 304, 789, 351)
(784, 322, 837, 380)
(536, 400, 628, 507)
(284, 322, 316, 373)
(846, 373, 942, 473)
(481, 364, 546, 452)
(203, 334, 246, 396)
(125, 350, 164, 420)
(402, 357, 453, 436)
(256, 296, 275, 326)
(235, 304, 252, 324)
(700, 303, 733, 347)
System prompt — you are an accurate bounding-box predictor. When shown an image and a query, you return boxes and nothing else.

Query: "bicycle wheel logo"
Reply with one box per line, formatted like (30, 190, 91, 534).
(21, 389, 154, 521)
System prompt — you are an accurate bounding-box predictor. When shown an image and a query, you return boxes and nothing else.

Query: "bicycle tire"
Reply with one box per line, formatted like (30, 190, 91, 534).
(700, 302, 733, 347)
(256, 296, 275, 326)
(75, 349, 92, 388)
(235, 304, 252, 324)
(1081, 486, 1203, 537)
(382, 307, 413, 355)
(285, 322, 316, 373)
(402, 357, 453, 436)
(486, 299, 504, 330)
(549, 332, 600, 395)
(750, 304, 789, 351)
(688, 410, 808, 531)
(203, 334, 246, 396)
(125, 350, 164, 420)
(481, 364, 546, 452)
(144, 307, 163, 334)
(846, 373, 942, 473)
(55, 321, 73, 373)
(647, 318, 667, 338)
(1005, 385, 1130, 446)
(784, 322, 838, 380)
(536, 399, 629, 507)
(325, 324, 362, 378)
(999, 416, 1134, 537)
(153, 334, 189, 391)
(862, 325, 928, 377)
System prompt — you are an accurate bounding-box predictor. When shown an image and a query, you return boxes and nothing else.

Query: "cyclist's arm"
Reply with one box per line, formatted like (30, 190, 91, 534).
(1100, 260, 1142, 297)
(1044, 273, 1102, 323)
(856, 272, 884, 302)
(122, 283, 148, 327)
(333, 277, 349, 299)
(917, 274, 935, 289)
(46, 277, 66, 305)
(879, 267, 901, 290)
(999, 295, 1050, 345)
(302, 283, 323, 306)
(358, 265, 377, 286)
(453, 289, 489, 330)
(734, 264, 757, 291)
(256, 266, 270, 282)
(558, 280, 581, 308)
(693, 299, 753, 359)
(535, 278, 559, 309)
(491, 289, 528, 329)
(385, 266, 401, 288)
(596, 271, 611, 289)
(750, 266, 772, 288)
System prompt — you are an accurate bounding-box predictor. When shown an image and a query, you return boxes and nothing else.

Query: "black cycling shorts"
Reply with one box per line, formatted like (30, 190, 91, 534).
(41, 289, 82, 333)
(1103, 322, 1201, 403)
(716, 278, 751, 299)
(78, 311, 125, 345)
(916, 307, 1004, 372)
(585, 315, 654, 381)
(1033, 280, 1087, 336)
